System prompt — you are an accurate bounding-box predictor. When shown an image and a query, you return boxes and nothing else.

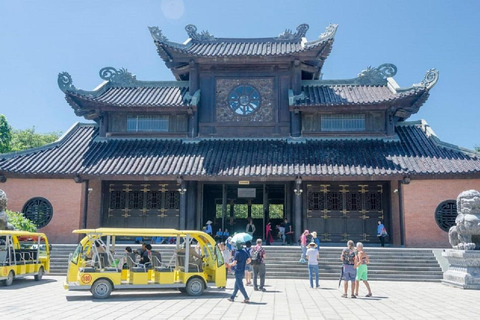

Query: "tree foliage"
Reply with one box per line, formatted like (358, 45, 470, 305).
(0, 114, 12, 153)
(9, 127, 61, 152)
(0, 115, 62, 153)
(6, 210, 37, 232)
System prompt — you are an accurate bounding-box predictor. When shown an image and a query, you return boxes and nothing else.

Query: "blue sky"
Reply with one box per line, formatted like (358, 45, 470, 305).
(1, 0, 479, 149)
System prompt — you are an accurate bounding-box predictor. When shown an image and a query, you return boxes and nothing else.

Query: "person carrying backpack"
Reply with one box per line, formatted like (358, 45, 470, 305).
(251, 238, 266, 291)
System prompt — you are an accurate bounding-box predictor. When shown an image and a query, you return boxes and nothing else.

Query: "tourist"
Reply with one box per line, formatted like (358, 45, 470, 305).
(299, 230, 309, 263)
(117, 246, 133, 269)
(284, 218, 293, 245)
(223, 228, 230, 243)
(246, 219, 256, 236)
(311, 231, 320, 248)
(244, 241, 253, 286)
(215, 228, 223, 243)
(265, 221, 274, 245)
(227, 241, 250, 303)
(354, 242, 372, 297)
(340, 240, 357, 298)
(139, 243, 152, 266)
(252, 238, 266, 291)
(306, 242, 320, 288)
(205, 220, 213, 236)
(276, 224, 286, 245)
(377, 220, 386, 247)
(218, 242, 231, 284)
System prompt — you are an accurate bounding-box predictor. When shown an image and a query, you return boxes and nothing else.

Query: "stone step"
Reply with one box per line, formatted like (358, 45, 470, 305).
(47, 244, 444, 281)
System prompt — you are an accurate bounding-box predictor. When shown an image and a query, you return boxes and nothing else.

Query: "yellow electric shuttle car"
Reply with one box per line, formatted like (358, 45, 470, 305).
(0, 230, 50, 286)
(65, 228, 226, 299)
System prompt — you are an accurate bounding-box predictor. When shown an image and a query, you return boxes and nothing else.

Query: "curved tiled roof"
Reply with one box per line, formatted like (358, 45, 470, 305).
(69, 85, 190, 108)
(297, 84, 425, 107)
(1, 122, 479, 179)
(150, 23, 338, 58)
(160, 38, 331, 57)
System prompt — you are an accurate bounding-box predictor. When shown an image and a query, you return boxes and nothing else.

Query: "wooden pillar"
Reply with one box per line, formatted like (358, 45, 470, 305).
(179, 179, 187, 230)
(291, 60, 302, 137)
(186, 181, 196, 230)
(188, 60, 199, 138)
(293, 178, 303, 241)
(222, 184, 227, 231)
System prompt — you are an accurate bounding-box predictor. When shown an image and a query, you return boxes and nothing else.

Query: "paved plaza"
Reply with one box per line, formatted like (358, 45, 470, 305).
(3, 276, 480, 319)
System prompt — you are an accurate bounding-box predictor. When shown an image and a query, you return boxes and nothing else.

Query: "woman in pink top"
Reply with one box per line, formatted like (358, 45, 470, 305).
(299, 230, 309, 263)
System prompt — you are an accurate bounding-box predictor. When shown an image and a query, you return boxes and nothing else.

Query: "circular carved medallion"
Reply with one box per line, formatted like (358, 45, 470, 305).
(228, 85, 261, 115)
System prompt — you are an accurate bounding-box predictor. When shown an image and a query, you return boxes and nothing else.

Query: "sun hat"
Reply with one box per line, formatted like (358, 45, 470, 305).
(308, 242, 317, 248)
(206, 220, 212, 224)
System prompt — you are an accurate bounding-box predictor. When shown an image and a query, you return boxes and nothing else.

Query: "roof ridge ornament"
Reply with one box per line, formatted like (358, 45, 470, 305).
(183, 89, 201, 106)
(319, 23, 338, 40)
(415, 68, 439, 89)
(185, 24, 215, 41)
(277, 24, 309, 40)
(148, 26, 168, 42)
(356, 63, 398, 85)
(99, 67, 137, 86)
(58, 72, 76, 93)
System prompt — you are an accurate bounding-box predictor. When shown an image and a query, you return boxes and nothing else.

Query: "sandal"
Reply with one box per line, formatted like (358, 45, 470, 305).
(242, 300, 250, 303)
(351, 295, 357, 298)
(341, 294, 347, 298)
(365, 293, 372, 297)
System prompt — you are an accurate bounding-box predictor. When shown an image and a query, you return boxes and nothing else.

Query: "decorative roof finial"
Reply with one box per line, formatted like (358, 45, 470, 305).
(99, 67, 137, 86)
(148, 26, 168, 42)
(319, 24, 339, 40)
(415, 68, 439, 89)
(58, 72, 76, 92)
(356, 63, 398, 85)
(277, 23, 310, 40)
(185, 24, 215, 41)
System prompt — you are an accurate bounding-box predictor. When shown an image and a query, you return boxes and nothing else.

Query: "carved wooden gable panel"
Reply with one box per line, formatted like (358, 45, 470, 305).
(215, 78, 274, 123)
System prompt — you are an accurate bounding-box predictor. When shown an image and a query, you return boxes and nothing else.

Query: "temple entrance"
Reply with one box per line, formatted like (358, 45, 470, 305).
(102, 182, 180, 228)
(306, 183, 389, 244)
(203, 183, 286, 240)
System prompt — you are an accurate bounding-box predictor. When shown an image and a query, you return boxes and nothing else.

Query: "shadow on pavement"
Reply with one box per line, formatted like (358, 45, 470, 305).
(1, 278, 56, 289)
(66, 291, 231, 302)
(352, 296, 388, 301)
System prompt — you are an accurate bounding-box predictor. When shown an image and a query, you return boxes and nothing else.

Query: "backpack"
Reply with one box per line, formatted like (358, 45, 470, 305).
(250, 247, 261, 265)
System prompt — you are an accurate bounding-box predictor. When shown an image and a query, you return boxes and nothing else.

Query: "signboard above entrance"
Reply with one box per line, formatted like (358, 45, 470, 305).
(238, 188, 256, 198)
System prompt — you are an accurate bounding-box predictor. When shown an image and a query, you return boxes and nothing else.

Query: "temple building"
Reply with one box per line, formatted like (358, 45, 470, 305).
(1, 23, 479, 246)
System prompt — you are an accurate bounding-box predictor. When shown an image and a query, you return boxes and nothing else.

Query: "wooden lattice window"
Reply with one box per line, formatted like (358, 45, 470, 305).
(22, 197, 53, 228)
(435, 200, 457, 232)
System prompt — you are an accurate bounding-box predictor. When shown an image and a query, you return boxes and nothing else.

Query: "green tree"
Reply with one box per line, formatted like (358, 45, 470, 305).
(6, 210, 37, 232)
(10, 127, 62, 152)
(0, 114, 13, 153)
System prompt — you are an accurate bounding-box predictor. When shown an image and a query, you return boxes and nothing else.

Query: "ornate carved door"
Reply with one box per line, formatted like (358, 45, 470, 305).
(103, 182, 180, 229)
(306, 183, 387, 244)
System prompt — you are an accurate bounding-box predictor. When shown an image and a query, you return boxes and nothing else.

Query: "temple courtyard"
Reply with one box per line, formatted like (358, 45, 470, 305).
(3, 276, 479, 319)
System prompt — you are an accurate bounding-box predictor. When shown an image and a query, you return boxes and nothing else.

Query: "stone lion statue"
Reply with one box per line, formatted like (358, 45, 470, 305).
(0, 189, 15, 230)
(448, 189, 480, 250)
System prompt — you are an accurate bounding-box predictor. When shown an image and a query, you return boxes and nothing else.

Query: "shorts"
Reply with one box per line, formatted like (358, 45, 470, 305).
(356, 264, 368, 281)
(245, 264, 253, 272)
(342, 264, 356, 281)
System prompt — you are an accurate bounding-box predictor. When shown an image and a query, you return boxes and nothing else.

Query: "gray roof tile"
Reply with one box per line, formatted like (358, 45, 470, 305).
(1, 122, 479, 179)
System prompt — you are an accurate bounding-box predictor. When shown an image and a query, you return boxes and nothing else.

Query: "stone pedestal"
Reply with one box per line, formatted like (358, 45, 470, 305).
(442, 249, 480, 289)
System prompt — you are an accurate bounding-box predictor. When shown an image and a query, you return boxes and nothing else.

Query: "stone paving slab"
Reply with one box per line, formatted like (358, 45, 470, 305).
(2, 276, 480, 319)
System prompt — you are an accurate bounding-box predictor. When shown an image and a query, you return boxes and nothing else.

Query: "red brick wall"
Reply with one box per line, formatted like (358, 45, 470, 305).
(86, 179, 102, 228)
(403, 179, 480, 248)
(0, 178, 82, 243)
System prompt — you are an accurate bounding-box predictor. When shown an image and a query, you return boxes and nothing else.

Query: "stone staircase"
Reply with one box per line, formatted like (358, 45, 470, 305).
(49, 244, 443, 282)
